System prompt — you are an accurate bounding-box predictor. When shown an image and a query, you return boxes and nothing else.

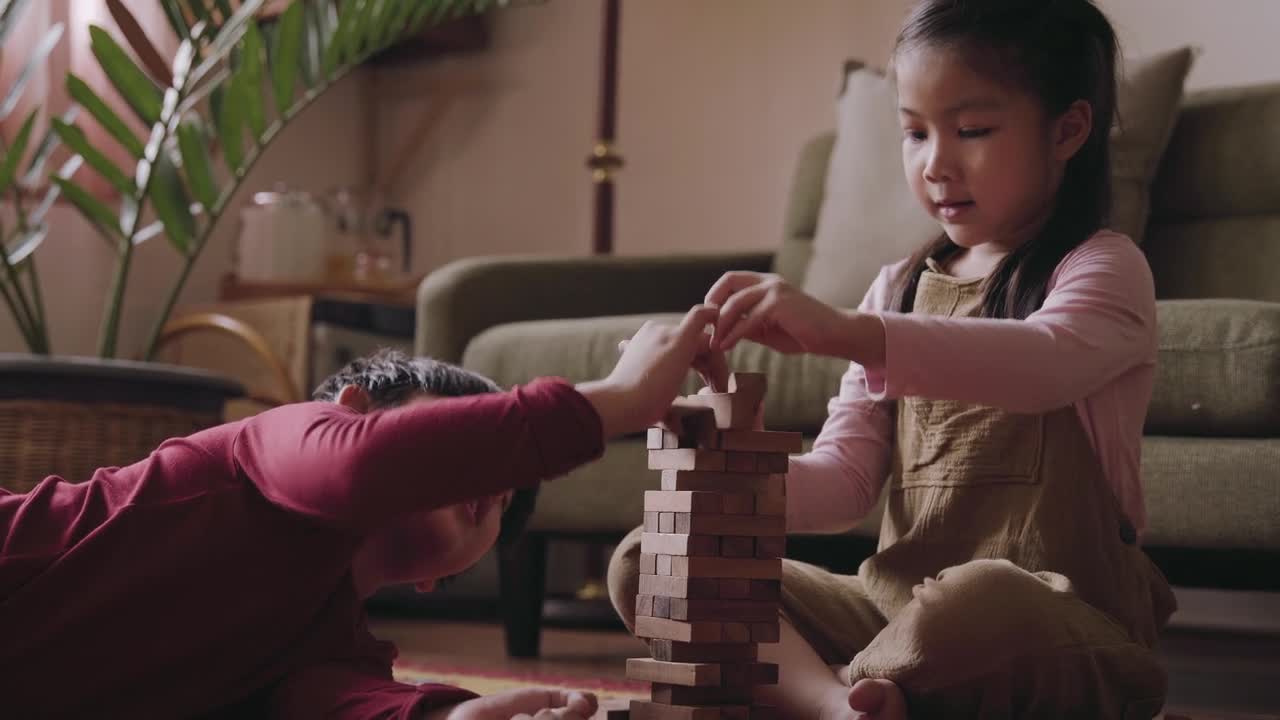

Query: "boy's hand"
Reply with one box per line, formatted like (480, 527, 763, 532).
(578, 304, 719, 439)
(426, 688, 598, 720)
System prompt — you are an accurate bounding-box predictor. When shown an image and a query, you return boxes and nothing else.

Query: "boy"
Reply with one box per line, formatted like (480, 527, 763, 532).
(0, 305, 721, 719)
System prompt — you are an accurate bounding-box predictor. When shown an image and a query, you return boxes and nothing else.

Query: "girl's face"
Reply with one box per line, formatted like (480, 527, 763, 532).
(896, 45, 1086, 254)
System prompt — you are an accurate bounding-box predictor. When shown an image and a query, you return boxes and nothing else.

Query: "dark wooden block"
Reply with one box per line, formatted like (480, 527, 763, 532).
(755, 453, 789, 474)
(720, 493, 756, 515)
(654, 594, 671, 618)
(721, 622, 751, 643)
(669, 598, 778, 622)
(749, 580, 781, 601)
(649, 639, 759, 663)
(716, 429, 803, 453)
(754, 536, 786, 559)
(661, 471, 785, 495)
(675, 513, 785, 536)
(719, 578, 752, 599)
(751, 622, 780, 643)
(630, 700, 742, 720)
(753, 494, 786, 517)
(719, 536, 755, 557)
(651, 683, 754, 706)
(670, 556, 782, 580)
(720, 663, 779, 688)
(724, 451, 759, 473)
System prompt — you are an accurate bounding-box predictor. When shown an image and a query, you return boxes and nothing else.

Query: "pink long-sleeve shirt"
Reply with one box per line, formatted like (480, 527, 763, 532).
(786, 231, 1157, 537)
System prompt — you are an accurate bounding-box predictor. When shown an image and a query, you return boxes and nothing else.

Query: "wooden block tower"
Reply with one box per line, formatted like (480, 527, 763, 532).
(622, 372, 797, 720)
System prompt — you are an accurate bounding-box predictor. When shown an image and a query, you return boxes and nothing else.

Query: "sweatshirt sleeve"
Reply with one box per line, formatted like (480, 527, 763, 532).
(864, 232, 1157, 412)
(233, 377, 604, 532)
(265, 662, 478, 720)
(784, 265, 899, 534)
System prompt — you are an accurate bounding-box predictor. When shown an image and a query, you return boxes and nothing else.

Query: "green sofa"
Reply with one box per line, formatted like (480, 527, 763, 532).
(416, 83, 1280, 657)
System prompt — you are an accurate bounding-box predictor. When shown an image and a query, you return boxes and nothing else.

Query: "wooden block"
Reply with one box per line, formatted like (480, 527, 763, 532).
(642, 532, 720, 557)
(751, 622, 780, 643)
(635, 616, 723, 643)
(639, 574, 720, 599)
(658, 512, 675, 534)
(625, 658, 721, 687)
(720, 494, 756, 515)
(681, 392, 759, 431)
(721, 622, 751, 643)
(719, 663, 780, 688)
(645, 490, 723, 514)
(645, 511, 660, 533)
(630, 700, 741, 720)
(670, 556, 782, 580)
(719, 536, 755, 557)
(657, 554, 673, 576)
(728, 372, 766, 398)
(652, 683, 754, 706)
(647, 427, 684, 450)
(724, 451, 759, 473)
(670, 598, 779, 622)
(662, 400, 720, 449)
(649, 449, 726, 472)
(719, 578, 752, 599)
(640, 553, 658, 575)
(749, 580, 781, 601)
(662, 471, 785, 495)
(752, 494, 786, 517)
(754, 536, 786, 559)
(755, 453, 789, 474)
(654, 595, 671, 618)
(649, 639, 759, 663)
(749, 705, 780, 720)
(605, 707, 631, 720)
(675, 513, 785, 536)
(636, 593, 655, 617)
(720, 709, 750, 720)
(716, 429, 802, 454)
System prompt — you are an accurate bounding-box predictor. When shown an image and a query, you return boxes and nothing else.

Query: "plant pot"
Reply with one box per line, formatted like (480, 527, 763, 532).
(0, 354, 245, 493)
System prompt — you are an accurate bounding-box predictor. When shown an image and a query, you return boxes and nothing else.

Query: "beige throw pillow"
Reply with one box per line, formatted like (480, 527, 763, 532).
(801, 48, 1195, 309)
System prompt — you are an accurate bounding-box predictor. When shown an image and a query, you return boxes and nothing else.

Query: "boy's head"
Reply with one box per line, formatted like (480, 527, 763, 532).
(316, 349, 538, 592)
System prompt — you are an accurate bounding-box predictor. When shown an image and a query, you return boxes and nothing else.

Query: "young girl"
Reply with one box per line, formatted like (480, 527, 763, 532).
(607, 1, 1177, 718)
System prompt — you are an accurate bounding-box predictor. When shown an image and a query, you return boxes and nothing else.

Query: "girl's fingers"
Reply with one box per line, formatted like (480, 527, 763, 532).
(705, 271, 764, 307)
(676, 304, 718, 345)
(720, 294, 775, 351)
(715, 285, 768, 348)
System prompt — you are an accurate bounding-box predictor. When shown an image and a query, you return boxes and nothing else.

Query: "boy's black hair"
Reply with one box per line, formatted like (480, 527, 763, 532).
(890, 0, 1120, 319)
(313, 349, 538, 546)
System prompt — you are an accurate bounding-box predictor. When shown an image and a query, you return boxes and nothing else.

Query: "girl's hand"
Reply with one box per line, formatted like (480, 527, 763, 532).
(705, 272, 861, 358)
(427, 688, 598, 720)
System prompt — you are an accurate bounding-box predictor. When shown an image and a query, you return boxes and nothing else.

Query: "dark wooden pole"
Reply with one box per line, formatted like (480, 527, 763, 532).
(588, 0, 623, 255)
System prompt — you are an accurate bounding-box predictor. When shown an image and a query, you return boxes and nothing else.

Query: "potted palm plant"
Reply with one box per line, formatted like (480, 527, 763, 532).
(0, 0, 506, 492)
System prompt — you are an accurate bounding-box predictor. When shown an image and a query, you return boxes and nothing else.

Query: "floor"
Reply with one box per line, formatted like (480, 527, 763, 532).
(369, 617, 1280, 719)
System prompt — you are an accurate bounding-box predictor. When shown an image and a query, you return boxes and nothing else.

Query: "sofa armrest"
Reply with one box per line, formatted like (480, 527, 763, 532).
(416, 252, 775, 363)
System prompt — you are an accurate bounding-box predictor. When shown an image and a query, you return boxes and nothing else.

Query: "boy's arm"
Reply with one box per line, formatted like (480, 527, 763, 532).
(264, 662, 477, 719)
(235, 378, 603, 532)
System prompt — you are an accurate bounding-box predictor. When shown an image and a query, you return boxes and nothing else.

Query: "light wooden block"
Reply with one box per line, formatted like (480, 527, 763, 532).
(670, 556, 782, 580)
(659, 512, 675, 534)
(648, 639, 759, 663)
(752, 494, 786, 517)
(661, 471, 785, 495)
(649, 448, 726, 472)
(635, 616, 723, 643)
(625, 658, 721, 687)
(715, 429, 803, 453)
(669, 598, 779, 622)
(642, 532, 720, 557)
(675, 513, 785, 536)
(720, 494, 756, 515)
(647, 427, 683, 450)
(680, 392, 759, 431)
(754, 536, 786, 559)
(645, 490, 723, 514)
(719, 536, 755, 557)
(651, 683, 753, 706)
(639, 574, 719, 599)
(644, 511, 660, 533)
(657, 554, 673, 576)
(636, 593, 655, 617)
(640, 553, 658, 575)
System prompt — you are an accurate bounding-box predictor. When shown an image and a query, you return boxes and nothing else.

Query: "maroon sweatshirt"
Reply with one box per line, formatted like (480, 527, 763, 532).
(0, 378, 603, 719)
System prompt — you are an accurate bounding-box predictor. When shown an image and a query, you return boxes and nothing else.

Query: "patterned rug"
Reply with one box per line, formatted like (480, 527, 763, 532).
(393, 660, 646, 716)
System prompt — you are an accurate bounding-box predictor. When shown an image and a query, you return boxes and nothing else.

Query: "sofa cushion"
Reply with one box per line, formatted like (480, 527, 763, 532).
(1147, 299, 1280, 436)
(802, 49, 1194, 309)
(463, 314, 849, 433)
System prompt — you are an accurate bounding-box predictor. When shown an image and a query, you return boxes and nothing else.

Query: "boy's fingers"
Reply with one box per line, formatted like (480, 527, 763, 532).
(676, 304, 718, 347)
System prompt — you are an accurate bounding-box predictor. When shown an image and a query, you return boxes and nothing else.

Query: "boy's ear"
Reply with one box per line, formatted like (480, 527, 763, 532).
(335, 384, 373, 412)
(1053, 99, 1093, 162)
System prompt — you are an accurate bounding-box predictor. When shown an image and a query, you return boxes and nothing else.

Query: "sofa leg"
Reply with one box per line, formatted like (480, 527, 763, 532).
(498, 532, 548, 658)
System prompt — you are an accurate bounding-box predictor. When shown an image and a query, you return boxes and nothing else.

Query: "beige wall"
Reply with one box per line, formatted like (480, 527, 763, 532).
(0, 73, 370, 357)
(376, 0, 1280, 269)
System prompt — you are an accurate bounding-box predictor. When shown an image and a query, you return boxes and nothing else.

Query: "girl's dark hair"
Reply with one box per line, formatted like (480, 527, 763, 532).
(891, 0, 1119, 318)
(314, 349, 537, 547)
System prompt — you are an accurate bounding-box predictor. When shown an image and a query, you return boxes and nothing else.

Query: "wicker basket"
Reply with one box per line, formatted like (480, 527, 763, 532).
(0, 355, 243, 494)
